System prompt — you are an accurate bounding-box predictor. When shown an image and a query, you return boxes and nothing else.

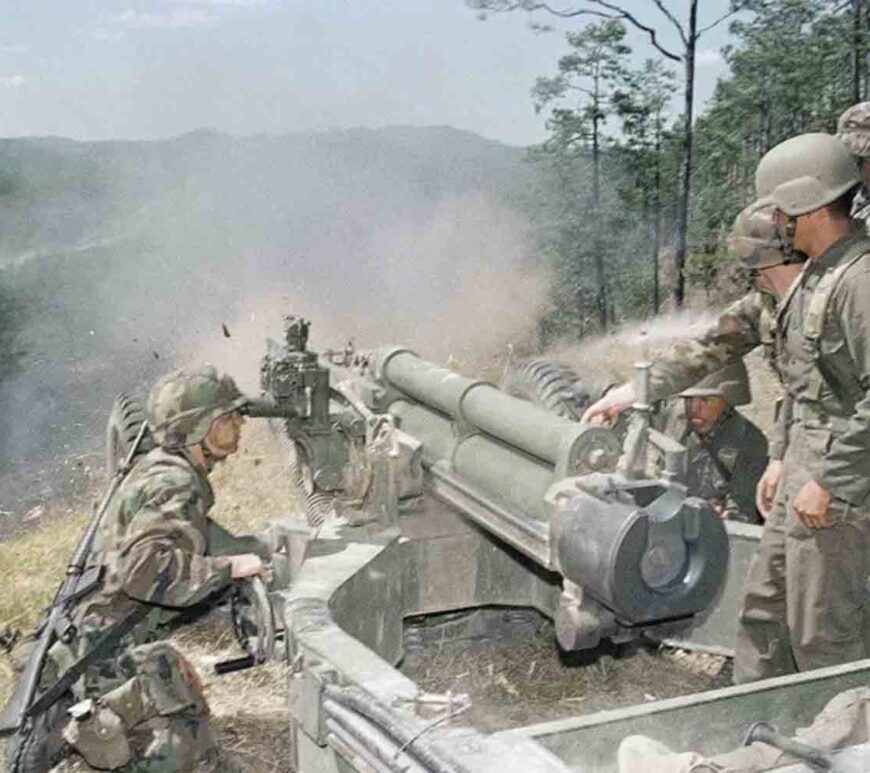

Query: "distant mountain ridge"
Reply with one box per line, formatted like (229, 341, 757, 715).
(0, 125, 526, 268)
(0, 125, 534, 517)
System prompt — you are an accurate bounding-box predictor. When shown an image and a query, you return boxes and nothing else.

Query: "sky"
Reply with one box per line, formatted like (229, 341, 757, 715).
(0, 0, 738, 146)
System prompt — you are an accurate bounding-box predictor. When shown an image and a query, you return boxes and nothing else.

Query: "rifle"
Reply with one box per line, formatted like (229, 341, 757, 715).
(0, 421, 150, 757)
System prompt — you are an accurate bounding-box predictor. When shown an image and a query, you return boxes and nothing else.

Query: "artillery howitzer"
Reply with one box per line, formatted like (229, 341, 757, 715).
(249, 316, 870, 772)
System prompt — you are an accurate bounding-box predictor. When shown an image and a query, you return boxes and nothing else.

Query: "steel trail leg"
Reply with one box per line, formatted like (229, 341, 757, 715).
(743, 721, 832, 770)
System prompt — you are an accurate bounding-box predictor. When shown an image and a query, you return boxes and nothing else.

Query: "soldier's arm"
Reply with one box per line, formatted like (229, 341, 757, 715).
(207, 519, 273, 559)
(817, 267, 870, 504)
(116, 521, 233, 607)
(768, 394, 792, 461)
(648, 292, 765, 401)
(114, 481, 233, 607)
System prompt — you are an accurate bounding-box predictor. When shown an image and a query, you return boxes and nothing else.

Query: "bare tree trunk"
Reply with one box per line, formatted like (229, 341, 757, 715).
(853, 0, 862, 104)
(653, 123, 662, 315)
(592, 77, 607, 331)
(760, 72, 772, 153)
(673, 0, 697, 310)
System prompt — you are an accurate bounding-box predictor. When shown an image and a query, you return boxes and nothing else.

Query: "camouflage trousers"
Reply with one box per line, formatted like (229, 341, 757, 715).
(63, 640, 218, 772)
(734, 422, 870, 683)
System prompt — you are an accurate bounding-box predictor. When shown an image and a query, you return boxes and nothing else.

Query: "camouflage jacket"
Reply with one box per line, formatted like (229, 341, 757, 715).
(655, 402, 768, 524)
(777, 228, 870, 505)
(649, 290, 790, 459)
(75, 447, 267, 644)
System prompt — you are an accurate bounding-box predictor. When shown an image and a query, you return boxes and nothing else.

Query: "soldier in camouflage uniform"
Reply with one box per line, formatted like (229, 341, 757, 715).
(655, 361, 768, 524)
(46, 366, 274, 771)
(583, 201, 806, 517)
(837, 102, 870, 224)
(733, 133, 870, 683)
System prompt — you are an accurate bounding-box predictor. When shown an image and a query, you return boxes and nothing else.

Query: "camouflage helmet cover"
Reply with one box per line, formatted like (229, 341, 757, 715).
(678, 360, 751, 407)
(837, 102, 870, 158)
(755, 133, 860, 216)
(147, 365, 249, 449)
(727, 200, 792, 269)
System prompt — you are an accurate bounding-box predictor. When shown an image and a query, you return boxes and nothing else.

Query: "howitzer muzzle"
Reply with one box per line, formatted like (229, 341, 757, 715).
(240, 398, 298, 419)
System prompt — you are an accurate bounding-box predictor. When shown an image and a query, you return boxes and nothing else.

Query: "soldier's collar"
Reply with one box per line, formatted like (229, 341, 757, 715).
(815, 225, 867, 270)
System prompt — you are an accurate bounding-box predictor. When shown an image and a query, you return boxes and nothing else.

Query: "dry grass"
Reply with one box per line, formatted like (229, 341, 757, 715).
(403, 623, 728, 733)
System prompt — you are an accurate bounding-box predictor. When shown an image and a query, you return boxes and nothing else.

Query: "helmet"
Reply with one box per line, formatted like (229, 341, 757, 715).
(837, 102, 870, 158)
(727, 200, 792, 269)
(678, 360, 751, 407)
(147, 365, 249, 449)
(755, 133, 860, 216)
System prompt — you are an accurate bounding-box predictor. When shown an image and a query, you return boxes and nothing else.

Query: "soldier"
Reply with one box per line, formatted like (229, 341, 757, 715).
(655, 361, 768, 524)
(836, 101, 870, 223)
(582, 201, 805, 517)
(734, 132, 870, 682)
(39, 366, 275, 771)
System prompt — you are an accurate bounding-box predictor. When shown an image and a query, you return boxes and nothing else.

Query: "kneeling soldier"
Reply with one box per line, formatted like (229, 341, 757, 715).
(42, 366, 273, 771)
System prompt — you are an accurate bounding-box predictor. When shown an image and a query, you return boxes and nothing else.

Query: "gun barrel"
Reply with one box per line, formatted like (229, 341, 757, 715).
(372, 348, 609, 468)
(241, 398, 298, 419)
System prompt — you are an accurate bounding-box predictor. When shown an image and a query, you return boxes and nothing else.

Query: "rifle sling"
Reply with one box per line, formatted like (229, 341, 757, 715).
(694, 432, 734, 485)
(24, 603, 152, 720)
(26, 565, 173, 722)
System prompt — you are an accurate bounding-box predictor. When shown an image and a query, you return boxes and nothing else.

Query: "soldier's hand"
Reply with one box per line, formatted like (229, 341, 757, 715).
(229, 553, 273, 583)
(581, 382, 635, 426)
(756, 459, 783, 519)
(709, 498, 727, 519)
(791, 479, 833, 530)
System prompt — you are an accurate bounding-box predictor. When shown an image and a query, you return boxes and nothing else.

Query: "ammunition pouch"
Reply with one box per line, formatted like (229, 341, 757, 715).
(110, 642, 209, 723)
(63, 701, 131, 770)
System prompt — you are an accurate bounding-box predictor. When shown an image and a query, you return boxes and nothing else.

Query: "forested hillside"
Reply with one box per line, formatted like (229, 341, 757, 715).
(474, 0, 869, 338)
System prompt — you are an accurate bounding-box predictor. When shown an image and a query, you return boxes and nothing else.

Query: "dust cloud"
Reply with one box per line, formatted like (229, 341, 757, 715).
(539, 309, 725, 388)
(186, 193, 550, 390)
(0, 129, 546, 515)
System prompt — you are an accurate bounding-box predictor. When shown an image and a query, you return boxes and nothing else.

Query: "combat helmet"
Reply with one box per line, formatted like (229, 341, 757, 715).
(148, 365, 249, 449)
(755, 133, 860, 216)
(727, 200, 799, 269)
(837, 102, 870, 158)
(678, 361, 751, 408)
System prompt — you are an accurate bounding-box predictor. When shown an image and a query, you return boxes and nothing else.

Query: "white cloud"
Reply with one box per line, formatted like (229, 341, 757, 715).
(1, 44, 29, 54)
(0, 75, 25, 89)
(695, 49, 724, 66)
(114, 8, 215, 30)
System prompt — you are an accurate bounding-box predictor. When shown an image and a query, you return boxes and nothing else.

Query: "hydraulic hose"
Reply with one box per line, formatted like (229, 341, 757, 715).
(323, 703, 426, 773)
(322, 685, 469, 773)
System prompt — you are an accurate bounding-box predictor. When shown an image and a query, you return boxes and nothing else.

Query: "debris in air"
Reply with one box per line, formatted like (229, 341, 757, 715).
(222, 323, 231, 338)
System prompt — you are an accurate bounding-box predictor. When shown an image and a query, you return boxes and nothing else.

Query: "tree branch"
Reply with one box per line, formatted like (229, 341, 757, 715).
(695, 2, 749, 37)
(648, 0, 687, 45)
(584, 0, 682, 61)
(471, 0, 682, 62)
(564, 83, 596, 96)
